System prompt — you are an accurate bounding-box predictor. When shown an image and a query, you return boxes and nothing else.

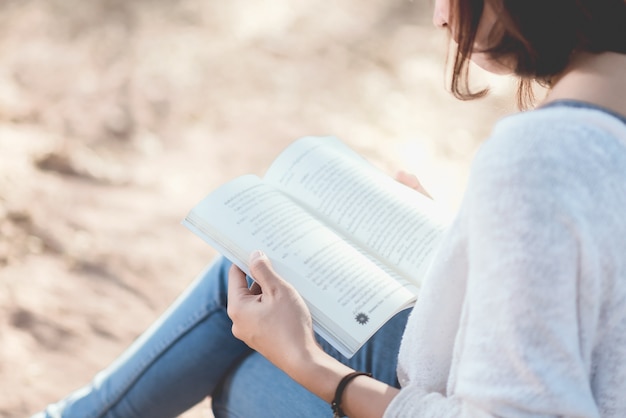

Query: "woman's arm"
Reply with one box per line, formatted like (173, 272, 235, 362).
(227, 252, 399, 418)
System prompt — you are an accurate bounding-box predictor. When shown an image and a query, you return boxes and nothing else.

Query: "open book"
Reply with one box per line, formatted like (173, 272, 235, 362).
(183, 136, 448, 358)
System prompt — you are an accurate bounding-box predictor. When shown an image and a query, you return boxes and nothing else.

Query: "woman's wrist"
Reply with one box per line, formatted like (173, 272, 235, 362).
(280, 344, 398, 418)
(284, 344, 355, 404)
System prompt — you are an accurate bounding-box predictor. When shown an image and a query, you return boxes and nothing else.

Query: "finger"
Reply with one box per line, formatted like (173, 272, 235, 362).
(248, 250, 282, 292)
(395, 170, 432, 199)
(228, 264, 251, 300)
(395, 170, 419, 189)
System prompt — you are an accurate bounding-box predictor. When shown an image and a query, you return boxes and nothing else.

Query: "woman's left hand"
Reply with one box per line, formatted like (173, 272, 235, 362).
(227, 250, 321, 374)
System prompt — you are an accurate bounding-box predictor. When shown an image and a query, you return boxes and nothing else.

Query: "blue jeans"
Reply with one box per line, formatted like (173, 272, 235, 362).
(34, 257, 410, 418)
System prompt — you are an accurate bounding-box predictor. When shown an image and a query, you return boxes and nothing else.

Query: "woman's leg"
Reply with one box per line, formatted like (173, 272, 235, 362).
(211, 308, 411, 418)
(34, 257, 252, 418)
(35, 254, 411, 418)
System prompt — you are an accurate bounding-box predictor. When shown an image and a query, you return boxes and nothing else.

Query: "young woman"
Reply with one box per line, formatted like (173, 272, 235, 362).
(35, 0, 626, 417)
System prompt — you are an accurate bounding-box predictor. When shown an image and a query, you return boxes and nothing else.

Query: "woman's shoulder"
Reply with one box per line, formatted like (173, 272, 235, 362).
(490, 104, 626, 147)
(474, 104, 626, 175)
(465, 104, 626, 213)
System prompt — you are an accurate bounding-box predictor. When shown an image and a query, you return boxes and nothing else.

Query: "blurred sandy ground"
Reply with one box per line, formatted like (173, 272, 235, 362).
(0, 0, 517, 416)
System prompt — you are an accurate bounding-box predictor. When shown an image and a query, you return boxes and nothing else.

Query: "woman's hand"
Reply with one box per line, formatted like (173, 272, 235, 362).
(228, 253, 401, 418)
(395, 170, 432, 199)
(227, 250, 321, 374)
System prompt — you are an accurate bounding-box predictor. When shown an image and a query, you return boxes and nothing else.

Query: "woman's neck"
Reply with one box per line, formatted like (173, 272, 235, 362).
(543, 51, 626, 117)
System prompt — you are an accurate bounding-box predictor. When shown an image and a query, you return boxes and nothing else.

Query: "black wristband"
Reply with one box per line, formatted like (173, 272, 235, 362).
(331, 371, 372, 418)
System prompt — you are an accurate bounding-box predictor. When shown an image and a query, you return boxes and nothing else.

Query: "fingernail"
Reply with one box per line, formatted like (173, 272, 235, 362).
(250, 250, 266, 262)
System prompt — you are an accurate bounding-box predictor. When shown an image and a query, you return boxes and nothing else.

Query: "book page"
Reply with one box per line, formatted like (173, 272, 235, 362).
(264, 136, 449, 286)
(183, 175, 416, 357)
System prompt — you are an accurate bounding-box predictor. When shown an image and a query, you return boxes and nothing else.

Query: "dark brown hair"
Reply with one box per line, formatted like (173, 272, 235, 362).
(449, 0, 626, 108)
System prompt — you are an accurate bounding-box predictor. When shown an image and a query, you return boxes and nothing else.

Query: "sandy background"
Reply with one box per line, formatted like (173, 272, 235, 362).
(0, 1, 517, 416)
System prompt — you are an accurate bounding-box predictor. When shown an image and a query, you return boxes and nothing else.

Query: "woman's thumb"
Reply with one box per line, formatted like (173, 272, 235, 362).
(248, 250, 280, 291)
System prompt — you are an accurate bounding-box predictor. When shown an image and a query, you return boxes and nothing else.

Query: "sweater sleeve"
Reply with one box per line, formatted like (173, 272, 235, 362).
(453, 121, 600, 417)
(386, 114, 611, 417)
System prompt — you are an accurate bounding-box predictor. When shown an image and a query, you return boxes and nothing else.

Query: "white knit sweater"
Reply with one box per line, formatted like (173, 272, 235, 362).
(384, 106, 626, 417)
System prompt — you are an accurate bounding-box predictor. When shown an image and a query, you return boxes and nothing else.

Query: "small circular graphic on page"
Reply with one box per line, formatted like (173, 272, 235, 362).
(355, 312, 369, 325)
